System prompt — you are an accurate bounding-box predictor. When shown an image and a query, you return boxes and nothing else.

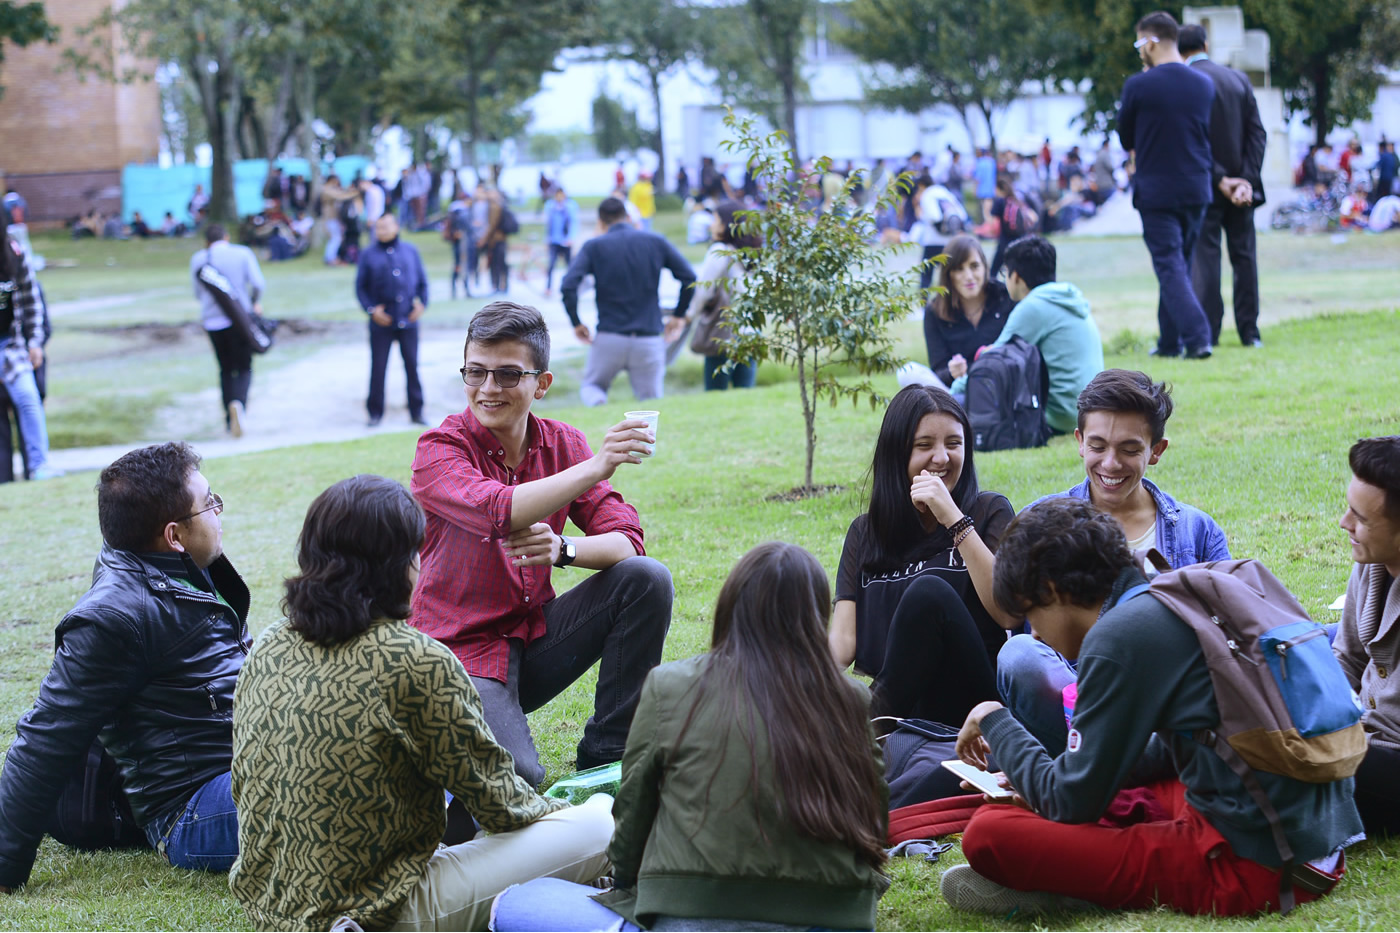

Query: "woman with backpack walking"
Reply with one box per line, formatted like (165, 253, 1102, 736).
(492, 541, 890, 931)
(684, 199, 761, 390)
(828, 385, 1020, 727)
(923, 234, 1013, 389)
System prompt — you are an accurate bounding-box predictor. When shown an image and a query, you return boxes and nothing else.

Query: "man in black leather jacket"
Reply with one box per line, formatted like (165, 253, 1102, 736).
(0, 442, 250, 892)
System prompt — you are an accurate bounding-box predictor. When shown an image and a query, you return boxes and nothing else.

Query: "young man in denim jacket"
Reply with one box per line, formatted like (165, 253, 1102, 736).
(998, 369, 1230, 753)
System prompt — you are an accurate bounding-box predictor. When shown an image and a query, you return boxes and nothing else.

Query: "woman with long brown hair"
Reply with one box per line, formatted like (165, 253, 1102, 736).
(922, 234, 1013, 387)
(493, 541, 889, 931)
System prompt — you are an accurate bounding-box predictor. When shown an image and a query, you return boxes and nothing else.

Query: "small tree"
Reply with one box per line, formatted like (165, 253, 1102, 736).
(714, 110, 921, 497)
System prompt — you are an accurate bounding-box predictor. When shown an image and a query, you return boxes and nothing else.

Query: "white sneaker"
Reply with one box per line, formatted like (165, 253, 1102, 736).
(940, 864, 1097, 916)
(228, 400, 245, 438)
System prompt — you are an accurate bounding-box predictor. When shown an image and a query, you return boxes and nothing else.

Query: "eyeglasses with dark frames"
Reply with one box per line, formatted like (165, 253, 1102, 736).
(459, 366, 544, 388)
(177, 492, 224, 523)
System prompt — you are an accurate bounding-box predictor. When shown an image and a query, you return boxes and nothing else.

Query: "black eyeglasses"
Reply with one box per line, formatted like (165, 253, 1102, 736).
(460, 366, 543, 388)
(178, 492, 224, 523)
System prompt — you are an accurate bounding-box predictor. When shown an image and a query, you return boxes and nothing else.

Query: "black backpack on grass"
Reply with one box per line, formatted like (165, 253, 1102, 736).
(964, 335, 1051, 451)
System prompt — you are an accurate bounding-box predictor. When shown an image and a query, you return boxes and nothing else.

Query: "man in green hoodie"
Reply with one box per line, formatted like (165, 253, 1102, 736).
(950, 235, 1103, 435)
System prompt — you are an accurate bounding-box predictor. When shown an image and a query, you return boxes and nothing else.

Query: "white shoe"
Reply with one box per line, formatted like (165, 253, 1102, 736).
(228, 400, 245, 438)
(939, 864, 1097, 916)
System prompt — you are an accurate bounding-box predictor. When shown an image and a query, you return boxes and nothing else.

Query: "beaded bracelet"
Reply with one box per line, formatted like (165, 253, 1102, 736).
(953, 525, 976, 548)
(946, 514, 975, 540)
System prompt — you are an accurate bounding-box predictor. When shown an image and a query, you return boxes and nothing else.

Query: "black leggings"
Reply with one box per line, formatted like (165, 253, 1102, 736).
(871, 574, 999, 726)
(1355, 740, 1400, 837)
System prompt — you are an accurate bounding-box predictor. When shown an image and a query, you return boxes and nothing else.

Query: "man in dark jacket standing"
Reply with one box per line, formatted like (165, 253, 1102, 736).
(0, 442, 250, 893)
(1118, 11, 1216, 360)
(561, 198, 696, 406)
(357, 213, 428, 427)
(1180, 24, 1266, 348)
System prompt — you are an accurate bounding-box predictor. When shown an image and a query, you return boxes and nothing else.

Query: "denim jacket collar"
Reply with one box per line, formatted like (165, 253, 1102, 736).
(1063, 477, 1198, 570)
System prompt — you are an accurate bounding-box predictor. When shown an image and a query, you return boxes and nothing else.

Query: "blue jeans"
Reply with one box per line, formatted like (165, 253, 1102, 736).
(1140, 206, 1212, 354)
(0, 338, 50, 473)
(491, 878, 821, 931)
(493, 878, 641, 932)
(150, 771, 239, 872)
(996, 634, 1076, 756)
(702, 354, 757, 391)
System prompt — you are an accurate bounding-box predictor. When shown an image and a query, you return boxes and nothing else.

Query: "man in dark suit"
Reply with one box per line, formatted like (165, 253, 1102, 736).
(1118, 11, 1216, 360)
(1179, 24, 1266, 348)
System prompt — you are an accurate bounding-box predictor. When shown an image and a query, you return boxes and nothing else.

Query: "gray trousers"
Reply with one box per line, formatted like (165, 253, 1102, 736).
(470, 557, 673, 787)
(580, 332, 666, 407)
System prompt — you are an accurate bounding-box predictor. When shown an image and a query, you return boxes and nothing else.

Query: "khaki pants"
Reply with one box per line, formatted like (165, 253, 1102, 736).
(389, 796, 613, 932)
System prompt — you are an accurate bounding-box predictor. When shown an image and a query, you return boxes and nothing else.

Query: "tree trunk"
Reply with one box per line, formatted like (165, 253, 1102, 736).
(781, 72, 799, 160)
(1310, 59, 1330, 147)
(649, 68, 666, 191)
(980, 103, 998, 159)
(794, 318, 815, 492)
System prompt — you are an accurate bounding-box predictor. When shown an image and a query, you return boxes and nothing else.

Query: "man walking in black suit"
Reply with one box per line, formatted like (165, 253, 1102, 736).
(1118, 11, 1216, 360)
(1180, 24, 1266, 348)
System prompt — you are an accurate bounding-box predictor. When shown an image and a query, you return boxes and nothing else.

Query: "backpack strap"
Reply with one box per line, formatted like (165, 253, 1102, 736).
(1119, 583, 1153, 603)
(1192, 729, 1298, 913)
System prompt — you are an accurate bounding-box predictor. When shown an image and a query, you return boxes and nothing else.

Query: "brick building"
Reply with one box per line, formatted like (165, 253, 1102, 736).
(0, 0, 160, 224)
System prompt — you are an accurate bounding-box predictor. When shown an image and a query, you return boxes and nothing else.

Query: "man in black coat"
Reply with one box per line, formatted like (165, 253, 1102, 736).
(1180, 24, 1267, 348)
(0, 443, 250, 892)
(1118, 11, 1216, 360)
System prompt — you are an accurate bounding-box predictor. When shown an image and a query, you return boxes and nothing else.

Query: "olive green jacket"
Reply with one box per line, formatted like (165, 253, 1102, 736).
(597, 654, 888, 930)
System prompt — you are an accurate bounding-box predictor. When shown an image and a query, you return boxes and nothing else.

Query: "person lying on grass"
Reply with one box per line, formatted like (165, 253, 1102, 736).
(999, 369, 1231, 755)
(230, 474, 612, 932)
(409, 301, 673, 789)
(491, 542, 889, 932)
(0, 442, 249, 891)
(941, 497, 1362, 916)
(1333, 435, 1400, 838)
(828, 385, 1021, 729)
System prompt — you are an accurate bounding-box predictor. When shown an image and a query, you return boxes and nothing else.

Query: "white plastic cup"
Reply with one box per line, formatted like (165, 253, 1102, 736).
(625, 410, 659, 457)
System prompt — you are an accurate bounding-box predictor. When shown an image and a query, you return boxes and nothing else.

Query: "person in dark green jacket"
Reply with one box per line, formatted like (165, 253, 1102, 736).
(941, 498, 1363, 917)
(492, 542, 890, 932)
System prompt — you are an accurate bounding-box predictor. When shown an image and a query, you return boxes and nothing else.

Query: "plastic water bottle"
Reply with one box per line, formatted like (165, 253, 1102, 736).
(543, 761, 622, 804)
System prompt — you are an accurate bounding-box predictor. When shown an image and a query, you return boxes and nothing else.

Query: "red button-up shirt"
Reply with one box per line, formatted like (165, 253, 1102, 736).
(409, 409, 645, 681)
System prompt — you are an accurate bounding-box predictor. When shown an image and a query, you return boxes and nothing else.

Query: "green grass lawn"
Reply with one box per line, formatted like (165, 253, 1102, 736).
(2, 287, 1400, 928)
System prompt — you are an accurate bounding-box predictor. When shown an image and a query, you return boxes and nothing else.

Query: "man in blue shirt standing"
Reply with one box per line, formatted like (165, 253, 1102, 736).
(356, 213, 428, 427)
(1118, 11, 1216, 360)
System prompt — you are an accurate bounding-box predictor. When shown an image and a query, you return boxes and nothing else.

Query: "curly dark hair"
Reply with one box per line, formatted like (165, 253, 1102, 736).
(97, 442, 202, 551)
(992, 498, 1133, 616)
(283, 475, 425, 646)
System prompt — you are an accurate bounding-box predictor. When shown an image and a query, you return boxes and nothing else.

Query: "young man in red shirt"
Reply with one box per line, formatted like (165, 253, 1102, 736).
(410, 301, 672, 787)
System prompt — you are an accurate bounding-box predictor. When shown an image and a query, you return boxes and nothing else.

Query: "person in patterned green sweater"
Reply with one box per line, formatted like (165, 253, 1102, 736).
(230, 475, 612, 931)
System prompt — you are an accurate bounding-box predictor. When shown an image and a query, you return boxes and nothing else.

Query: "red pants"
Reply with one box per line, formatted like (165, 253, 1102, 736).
(962, 778, 1328, 915)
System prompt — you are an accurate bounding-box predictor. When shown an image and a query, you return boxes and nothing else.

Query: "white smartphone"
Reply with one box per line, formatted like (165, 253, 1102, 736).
(941, 759, 1015, 798)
